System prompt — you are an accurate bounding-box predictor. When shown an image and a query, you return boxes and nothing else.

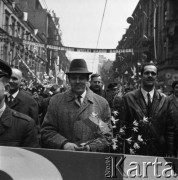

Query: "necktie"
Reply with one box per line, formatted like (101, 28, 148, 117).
(8, 95, 14, 103)
(77, 95, 82, 105)
(147, 93, 152, 117)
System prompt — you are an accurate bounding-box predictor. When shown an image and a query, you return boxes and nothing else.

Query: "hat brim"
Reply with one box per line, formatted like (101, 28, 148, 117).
(66, 71, 92, 75)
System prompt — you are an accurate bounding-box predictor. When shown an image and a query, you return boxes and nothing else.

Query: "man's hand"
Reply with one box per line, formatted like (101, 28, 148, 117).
(63, 142, 78, 151)
(74, 145, 90, 152)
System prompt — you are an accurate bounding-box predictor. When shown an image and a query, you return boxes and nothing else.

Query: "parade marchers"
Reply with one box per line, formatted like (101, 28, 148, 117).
(0, 58, 178, 157)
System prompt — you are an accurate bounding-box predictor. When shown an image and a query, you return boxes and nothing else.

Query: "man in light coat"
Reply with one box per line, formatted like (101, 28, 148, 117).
(41, 59, 112, 152)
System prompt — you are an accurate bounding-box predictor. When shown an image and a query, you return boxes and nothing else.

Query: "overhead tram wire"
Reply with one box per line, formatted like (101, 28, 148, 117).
(92, 0, 108, 71)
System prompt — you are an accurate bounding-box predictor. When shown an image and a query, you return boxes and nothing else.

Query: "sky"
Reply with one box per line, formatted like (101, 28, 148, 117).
(42, 0, 139, 72)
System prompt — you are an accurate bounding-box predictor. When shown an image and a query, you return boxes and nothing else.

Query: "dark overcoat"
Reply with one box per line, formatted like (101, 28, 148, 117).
(168, 94, 178, 156)
(7, 90, 39, 125)
(0, 106, 39, 147)
(121, 88, 175, 156)
(41, 88, 113, 152)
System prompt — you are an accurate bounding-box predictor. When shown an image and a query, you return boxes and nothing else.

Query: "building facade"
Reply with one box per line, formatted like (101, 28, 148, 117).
(0, 0, 69, 85)
(114, 0, 178, 92)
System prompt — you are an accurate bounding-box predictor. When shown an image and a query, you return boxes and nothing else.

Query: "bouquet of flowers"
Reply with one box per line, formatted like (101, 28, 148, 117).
(111, 110, 149, 154)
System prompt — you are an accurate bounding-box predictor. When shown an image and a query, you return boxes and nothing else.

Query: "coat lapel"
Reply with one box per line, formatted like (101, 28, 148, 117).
(169, 94, 178, 109)
(74, 89, 93, 121)
(151, 90, 165, 115)
(0, 107, 12, 135)
(135, 89, 147, 116)
(66, 88, 94, 122)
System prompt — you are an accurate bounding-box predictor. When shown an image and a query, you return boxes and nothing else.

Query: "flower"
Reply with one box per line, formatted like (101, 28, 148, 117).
(137, 135, 143, 142)
(119, 127, 125, 135)
(112, 143, 118, 150)
(91, 112, 98, 117)
(142, 116, 148, 123)
(111, 108, 148, 153)
(111, 116, 119, 124)
(132, 127, 138, 132)
(126, 137, 132, 144)
(133, 142, 140, 149)
(112, 125, 117, 129)
(130, 148, 136, 155)
(133, 120, 139, 126)
(112, 138, 118, 150)
(112, 110, 119, 116)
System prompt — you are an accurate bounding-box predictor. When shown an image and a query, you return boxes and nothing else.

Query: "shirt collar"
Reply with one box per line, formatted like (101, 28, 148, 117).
(75, 89, 86, 103)
(141, 88, 154, 100)
(80, 90, 86, 99)
(8, 89, 19, 99)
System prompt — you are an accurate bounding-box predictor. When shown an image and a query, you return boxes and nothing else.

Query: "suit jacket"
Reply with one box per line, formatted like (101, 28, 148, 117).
(41, 88, 113, 152)
(168, 94, 178, 156)
(0, 106, 39, 147)
(121, 88, 175, 156)
(7, 90, 39, 125)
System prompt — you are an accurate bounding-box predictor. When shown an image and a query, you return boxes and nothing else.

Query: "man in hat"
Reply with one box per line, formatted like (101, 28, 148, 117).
(41, 59, 112, 152)
(0, 59, 39, 147)
(89, 73, 107, 99)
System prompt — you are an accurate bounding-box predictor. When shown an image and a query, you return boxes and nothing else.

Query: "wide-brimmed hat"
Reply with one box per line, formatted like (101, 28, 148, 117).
(66, 59, 92, 75)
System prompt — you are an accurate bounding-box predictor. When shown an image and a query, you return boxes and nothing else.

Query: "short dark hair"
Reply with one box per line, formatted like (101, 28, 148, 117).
(90, 73, 100, 80)
(172, 81, 178, 89)
(107, 82, 118, 90)
(140, 62, 158, 75)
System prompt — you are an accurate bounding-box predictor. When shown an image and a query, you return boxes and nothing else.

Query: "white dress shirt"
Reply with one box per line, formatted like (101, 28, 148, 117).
(7, 90, 19, 102)
(75, 90, 86, 104)
(141, 88, 154, 104)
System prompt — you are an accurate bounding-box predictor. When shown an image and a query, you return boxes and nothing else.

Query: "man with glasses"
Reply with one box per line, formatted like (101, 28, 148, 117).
(119, 62, 175, 156)
(0, 59, 39, 147)
(41, 59, 112, 152)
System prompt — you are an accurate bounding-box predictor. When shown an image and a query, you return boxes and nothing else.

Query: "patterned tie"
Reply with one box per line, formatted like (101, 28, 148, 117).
(8, 95, 14, 103)
(77, 95, 82, 105)
(147, 93, 152, 117)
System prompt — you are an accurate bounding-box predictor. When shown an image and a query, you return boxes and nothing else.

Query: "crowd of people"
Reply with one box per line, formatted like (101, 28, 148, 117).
(0, 58, 178, 157)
